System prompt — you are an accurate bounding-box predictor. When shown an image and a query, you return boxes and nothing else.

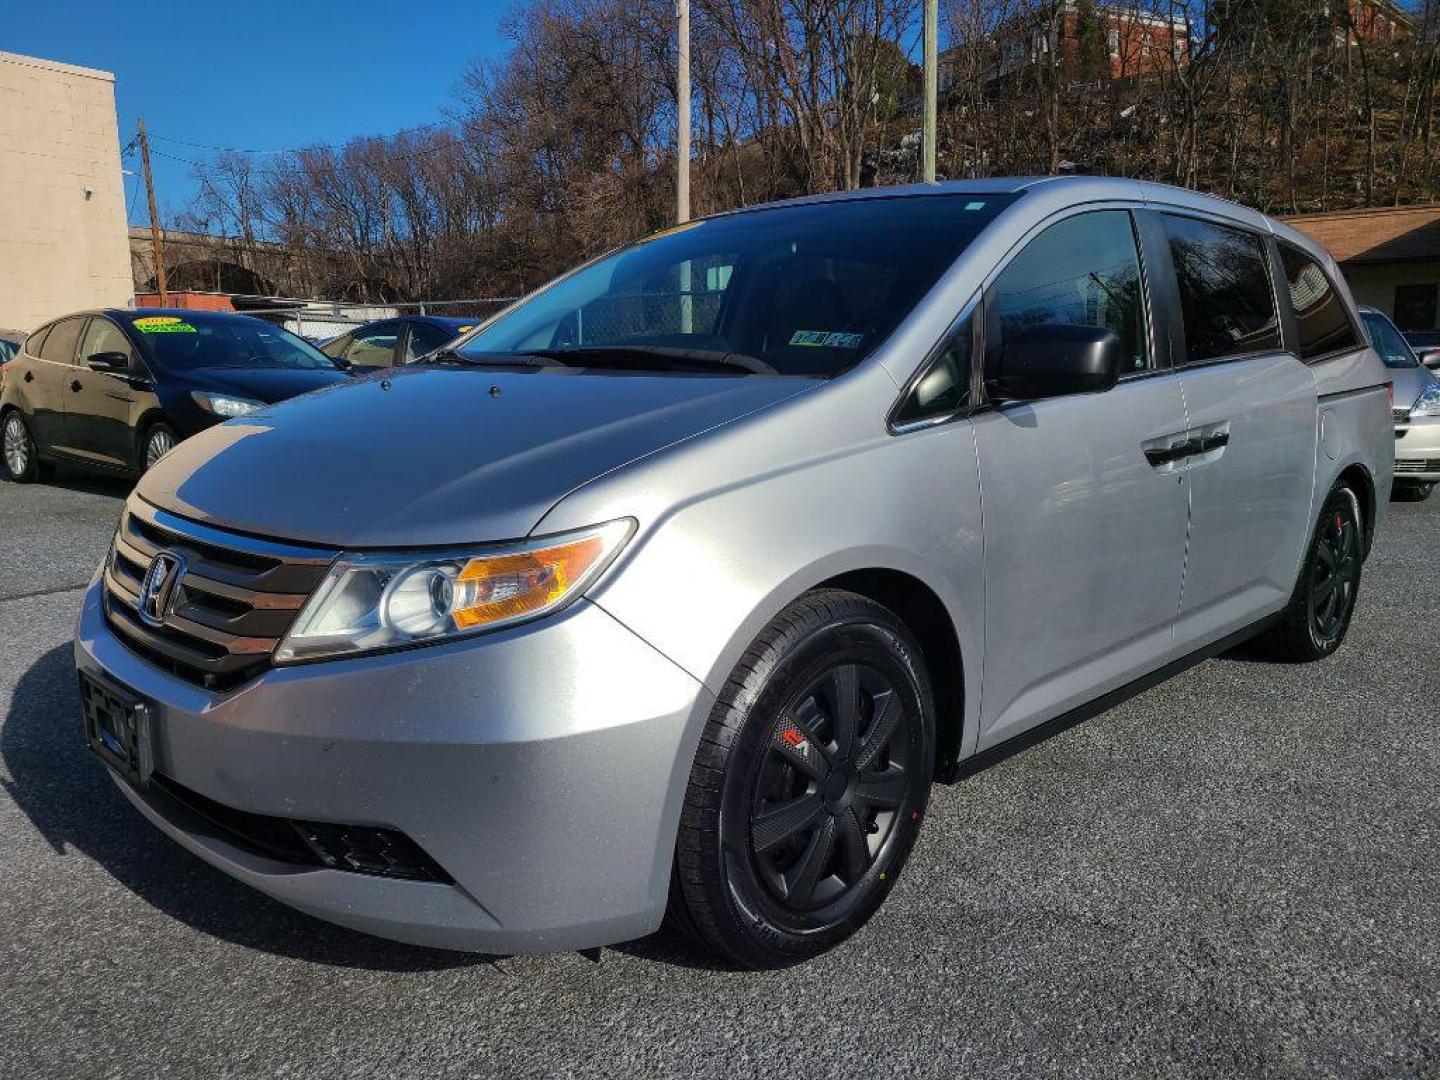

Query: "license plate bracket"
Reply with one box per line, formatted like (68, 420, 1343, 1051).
(80, 670, 154, 788)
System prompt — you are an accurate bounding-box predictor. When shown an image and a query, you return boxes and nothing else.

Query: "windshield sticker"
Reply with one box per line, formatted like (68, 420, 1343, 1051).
(457, 325, 473, 333)
(134, 316, 197, 334)
(789, 330, 864, 349)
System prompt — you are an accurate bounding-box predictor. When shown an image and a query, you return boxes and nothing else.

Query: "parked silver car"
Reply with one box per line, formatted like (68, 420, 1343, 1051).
(75, 177, 1392, 967)
(1360, 306, 1440, 501)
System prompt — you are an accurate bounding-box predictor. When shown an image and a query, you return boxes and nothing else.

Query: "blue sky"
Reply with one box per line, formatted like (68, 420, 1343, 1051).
(4, 0, 513, 224)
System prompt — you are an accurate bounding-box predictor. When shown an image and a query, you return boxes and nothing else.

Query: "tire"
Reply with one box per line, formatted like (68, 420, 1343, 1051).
(140, 422, 177, 472)
(1251, 483, 1364, 662)
(667, 589, 936, 968)
(2, 410, 47, 483)
(1392, 482, 1433, 503)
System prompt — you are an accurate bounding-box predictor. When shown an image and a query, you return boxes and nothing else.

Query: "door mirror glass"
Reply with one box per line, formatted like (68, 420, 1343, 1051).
(86, 351, 130, 373)
(988, 324, 1122, 401)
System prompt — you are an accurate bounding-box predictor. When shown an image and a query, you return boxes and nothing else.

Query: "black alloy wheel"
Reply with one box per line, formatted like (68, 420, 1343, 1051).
(668, 590, 935, 968)
(1309, 498, 1360, 646)
(750, 662, 912, 914)
(1253, 482, 1364, 662)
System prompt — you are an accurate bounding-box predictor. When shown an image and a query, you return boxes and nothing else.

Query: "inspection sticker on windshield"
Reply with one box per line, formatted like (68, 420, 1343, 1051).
(134, 316, 197, 334)
(789, 330, 863, 348)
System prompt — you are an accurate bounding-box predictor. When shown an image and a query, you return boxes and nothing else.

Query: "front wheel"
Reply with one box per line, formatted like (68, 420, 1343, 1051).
(1252, 483, 1364, 662)
(668, 590, 935, 968)
(141, 423, 177, 471)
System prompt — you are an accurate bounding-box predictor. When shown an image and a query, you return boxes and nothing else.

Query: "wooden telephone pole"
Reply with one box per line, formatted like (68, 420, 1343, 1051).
(137, 118, 169, 305)
(676, 0, 691, 224)
(922, 0, 938, 183)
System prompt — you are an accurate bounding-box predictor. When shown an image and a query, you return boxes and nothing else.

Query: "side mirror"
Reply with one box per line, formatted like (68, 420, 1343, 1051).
(987, 324, 1122, 402)
(86, 351, 130, 373)
(1419, 350, 1440, 370)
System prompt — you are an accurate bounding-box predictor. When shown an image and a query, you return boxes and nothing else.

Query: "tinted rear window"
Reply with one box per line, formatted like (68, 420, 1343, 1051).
(1278, 244, 1359, 360)
(1163, 215, 1281, 364)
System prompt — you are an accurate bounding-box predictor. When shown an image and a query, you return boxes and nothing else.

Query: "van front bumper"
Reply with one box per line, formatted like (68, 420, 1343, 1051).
(74, 577, 711, 954)
(1395, 417, 1440, 482)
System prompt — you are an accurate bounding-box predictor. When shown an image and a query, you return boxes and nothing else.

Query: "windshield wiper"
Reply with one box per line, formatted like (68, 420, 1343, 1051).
(520, 345, 776, 375)
(414, 347, 565, 369)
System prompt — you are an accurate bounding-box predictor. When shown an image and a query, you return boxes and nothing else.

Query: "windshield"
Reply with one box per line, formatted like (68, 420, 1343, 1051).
(126, 314, 340, 371)
(457, 194, 1016, 377)
(1362, 311, 1420, 369)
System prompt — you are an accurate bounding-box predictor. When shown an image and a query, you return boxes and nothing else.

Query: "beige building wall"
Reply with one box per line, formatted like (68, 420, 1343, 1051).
(0, 51, 131, 333)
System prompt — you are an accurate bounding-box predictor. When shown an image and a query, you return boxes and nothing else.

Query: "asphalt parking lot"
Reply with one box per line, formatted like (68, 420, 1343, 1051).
(1, 468, 1437, 1079)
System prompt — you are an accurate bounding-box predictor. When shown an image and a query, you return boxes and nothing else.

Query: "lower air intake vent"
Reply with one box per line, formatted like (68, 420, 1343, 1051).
(150, 773, 452, 884)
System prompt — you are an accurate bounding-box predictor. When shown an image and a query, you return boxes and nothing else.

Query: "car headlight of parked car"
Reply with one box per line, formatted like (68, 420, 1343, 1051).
(1411, 384, 1440, 417)
(192, 391, 264, 418)
(273, 519, 635, 663)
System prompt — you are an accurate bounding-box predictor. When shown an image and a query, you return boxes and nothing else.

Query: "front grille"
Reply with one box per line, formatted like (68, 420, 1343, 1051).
(1394, 407, 1412, 424)
(103, 500, 336, 690)
(150, 773, 452, 883)
(1395, 457, 1440, 474)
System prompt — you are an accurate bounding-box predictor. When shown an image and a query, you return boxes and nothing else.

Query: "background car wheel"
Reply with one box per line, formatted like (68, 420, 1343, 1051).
(1252, 483, 1364, 662)
(1392, 482, 1433, 503)
(141, 423, 177, 471)
(667, 589, 936, 968)
(2, 411, 48, 483)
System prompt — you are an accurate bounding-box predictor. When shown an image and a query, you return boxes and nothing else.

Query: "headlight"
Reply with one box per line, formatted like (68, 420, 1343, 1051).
(192, 391, 263, 417)
(1412, 384, 1440, 417)
(273, 519, 634, 663)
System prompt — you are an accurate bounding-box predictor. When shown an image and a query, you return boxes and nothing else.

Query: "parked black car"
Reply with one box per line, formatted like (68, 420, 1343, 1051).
(1, 308, 350, 483)
(319, 315, 474, 368)
(1403, 328, 1440, 369)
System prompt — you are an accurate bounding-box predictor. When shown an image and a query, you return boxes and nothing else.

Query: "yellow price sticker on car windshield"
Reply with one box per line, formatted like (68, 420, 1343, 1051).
(134, 316, 197, 333)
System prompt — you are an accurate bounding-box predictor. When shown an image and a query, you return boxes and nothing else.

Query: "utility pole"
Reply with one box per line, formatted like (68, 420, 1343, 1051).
(137, 118, 169, 305)
(676, 0, 691, 224)
(922, 0, 938, 183)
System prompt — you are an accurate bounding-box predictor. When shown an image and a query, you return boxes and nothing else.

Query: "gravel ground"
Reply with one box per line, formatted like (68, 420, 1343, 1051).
(1, 466, 1437, 1079)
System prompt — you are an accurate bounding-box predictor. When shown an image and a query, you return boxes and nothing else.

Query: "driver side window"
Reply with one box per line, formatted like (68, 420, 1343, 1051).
(985, 210, 1150, 374)
(78, 318, 135, 368)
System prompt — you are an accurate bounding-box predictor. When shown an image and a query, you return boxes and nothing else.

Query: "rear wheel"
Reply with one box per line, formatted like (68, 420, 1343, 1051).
(1392, 482, 1433, 503)
(1252, 483, 1363, 662)
(668, 590, 935, 968)
(2, 410, 49, 483)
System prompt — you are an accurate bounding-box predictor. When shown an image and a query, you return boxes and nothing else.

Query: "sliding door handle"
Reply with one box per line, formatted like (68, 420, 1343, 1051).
(1144, 438, 1201, 467)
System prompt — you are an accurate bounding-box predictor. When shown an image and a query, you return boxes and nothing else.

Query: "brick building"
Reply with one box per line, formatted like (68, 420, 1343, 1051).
(942, 1, 1190, 87)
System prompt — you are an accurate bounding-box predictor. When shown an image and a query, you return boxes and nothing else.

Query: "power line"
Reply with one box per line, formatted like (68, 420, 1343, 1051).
(149, 117, 460, 157)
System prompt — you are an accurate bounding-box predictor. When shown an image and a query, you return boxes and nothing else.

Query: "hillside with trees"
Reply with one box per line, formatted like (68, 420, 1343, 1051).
(177, 0, 1439, 304)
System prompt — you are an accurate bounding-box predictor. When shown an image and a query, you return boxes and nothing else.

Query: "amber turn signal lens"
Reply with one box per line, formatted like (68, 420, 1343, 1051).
(451, 533, 611, 628)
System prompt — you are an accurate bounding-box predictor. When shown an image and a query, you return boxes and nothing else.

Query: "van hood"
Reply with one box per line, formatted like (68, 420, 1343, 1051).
(137, 366, 812, 548)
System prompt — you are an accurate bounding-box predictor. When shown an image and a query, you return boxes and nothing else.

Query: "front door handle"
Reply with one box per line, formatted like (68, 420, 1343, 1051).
(71, 380, 83, 392)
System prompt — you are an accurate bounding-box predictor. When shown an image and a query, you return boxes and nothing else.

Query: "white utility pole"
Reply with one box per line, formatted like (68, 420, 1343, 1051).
(922, 0, 938, 183)
(676, 0, 692, 223)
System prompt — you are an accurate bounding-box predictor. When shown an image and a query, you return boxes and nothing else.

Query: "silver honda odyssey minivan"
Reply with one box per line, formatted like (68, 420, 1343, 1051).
(75, 177, 1393, 968)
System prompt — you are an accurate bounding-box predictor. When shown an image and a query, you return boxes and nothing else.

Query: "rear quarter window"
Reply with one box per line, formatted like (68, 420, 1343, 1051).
(1278, 244, 1360, 360)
